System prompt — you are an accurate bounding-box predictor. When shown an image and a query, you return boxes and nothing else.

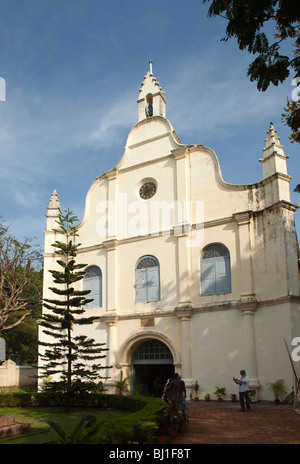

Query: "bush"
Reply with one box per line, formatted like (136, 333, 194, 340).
(83, 395, 166, 444)
(0, 392, 32, 408)
(0, 392, 166, 444)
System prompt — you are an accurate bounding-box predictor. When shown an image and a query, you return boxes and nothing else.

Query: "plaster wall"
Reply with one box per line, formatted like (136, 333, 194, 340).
(40, 68, 300, 401)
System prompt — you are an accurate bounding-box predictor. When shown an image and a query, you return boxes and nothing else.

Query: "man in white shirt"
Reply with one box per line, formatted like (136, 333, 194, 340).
(233, 370, 251, 411)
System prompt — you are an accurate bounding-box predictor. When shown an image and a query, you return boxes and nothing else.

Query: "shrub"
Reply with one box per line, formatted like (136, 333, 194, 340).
(0, 392, 166, 444)
(83, 396, 165, 444)
(0, 392, 32, 408)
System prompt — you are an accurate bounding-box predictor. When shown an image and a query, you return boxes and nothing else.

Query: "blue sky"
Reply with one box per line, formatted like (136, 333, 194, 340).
(0, 0, 299, 248)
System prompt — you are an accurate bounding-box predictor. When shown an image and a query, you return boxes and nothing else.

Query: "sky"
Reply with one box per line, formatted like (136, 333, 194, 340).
(0, 0, 299, 249)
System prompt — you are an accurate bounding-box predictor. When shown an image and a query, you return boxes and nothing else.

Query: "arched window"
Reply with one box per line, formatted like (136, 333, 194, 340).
(201, 244, 231, 295)
(145, 93, 153, 118)
(135, 256, 160, 303)
(132, 340, 173, 364)
(83, 266, 102, 308)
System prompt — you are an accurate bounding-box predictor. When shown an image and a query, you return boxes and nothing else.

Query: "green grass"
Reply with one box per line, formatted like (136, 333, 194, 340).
(0, 406, 128, 444)
(0, 385, 36, 393)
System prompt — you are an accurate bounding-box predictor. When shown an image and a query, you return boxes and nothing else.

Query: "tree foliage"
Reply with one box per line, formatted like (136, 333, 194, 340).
(38, 209, 109, 411)
(0, 218, 42, 334)
(2, 295, 42, 365)
(203, 0, 300, 144)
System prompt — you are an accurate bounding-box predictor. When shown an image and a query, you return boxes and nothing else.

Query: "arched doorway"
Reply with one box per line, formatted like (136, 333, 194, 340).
(131, 340, 174, 396)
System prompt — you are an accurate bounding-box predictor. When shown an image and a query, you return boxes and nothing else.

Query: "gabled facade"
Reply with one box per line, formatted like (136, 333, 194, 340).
(40, 64, 300, 400)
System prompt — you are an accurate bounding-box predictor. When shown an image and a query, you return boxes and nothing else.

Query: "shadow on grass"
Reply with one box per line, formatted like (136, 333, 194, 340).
(0, 407, 127, 444)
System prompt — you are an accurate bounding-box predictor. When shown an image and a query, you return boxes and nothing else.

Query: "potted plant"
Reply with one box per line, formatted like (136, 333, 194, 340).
(156, 409, 171, 443)
(214, 386, 226, 402)
(230, 393, 237, 402)
(156, 433, 167, 444)
(194, 381, 199, 401)
(267, 379, 287, 404)
(116, 370, 129, 395)
(249, 389, 256, 403)
(168, 410, 184, 437)
(204, 393, 210, 402)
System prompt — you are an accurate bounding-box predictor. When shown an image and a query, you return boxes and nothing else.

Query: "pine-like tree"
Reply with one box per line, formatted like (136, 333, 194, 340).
(39, 209, 109, 412)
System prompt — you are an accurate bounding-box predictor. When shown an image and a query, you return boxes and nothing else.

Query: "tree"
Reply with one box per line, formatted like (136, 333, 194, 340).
(202, 0, 300, 144)
(38, 209, 109, 412)
(0, 218, 42, 333)
(2, 272, 42, 365)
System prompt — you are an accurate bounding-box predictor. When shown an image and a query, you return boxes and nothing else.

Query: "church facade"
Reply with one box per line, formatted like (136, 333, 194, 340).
(41, 64, 300, 401)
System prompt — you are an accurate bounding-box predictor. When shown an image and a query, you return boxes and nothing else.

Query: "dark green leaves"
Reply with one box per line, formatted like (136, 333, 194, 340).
(248, 53, 290, 90)
(39, 210, 109, 411)
(202, 0, 300, 144)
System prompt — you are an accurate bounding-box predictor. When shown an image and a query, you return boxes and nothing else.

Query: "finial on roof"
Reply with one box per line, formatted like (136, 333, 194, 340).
(137, 62, 166, 121)
(46, 190, 61, 230)
(48, 190, 61, 210)
(149, 60, 153, 75)
(259, 122, 288, 179)
(264, 123, 281, 150)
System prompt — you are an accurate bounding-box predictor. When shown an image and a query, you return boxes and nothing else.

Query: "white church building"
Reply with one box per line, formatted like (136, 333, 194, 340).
(40, 64, 300, 401)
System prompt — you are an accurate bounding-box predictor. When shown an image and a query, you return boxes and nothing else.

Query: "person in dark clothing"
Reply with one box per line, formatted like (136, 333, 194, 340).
(169, 373, 186, 417)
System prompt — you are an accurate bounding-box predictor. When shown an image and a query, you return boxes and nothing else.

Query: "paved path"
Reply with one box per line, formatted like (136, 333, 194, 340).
(166, 400, 300, 444)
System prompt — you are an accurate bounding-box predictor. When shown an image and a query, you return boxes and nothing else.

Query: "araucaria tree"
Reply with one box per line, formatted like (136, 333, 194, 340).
(39, 210, 109, 411)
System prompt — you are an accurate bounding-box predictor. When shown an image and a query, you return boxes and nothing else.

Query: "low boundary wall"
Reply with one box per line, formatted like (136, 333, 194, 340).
(0, 360, 36, 387)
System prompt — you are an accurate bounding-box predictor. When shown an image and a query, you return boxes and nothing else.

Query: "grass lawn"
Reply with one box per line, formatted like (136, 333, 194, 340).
(0, 406, 128, 444)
